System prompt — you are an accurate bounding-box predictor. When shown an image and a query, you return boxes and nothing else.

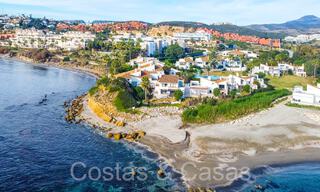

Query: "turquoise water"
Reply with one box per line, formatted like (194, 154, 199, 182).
(0, 58, 185, 192)
(218, 162, 320, 192)
(194, 74, 220, 81)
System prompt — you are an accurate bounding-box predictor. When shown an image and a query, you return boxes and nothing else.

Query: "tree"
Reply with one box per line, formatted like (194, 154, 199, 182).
(229, 89, 237, 99)
(257, 72, 266, 79)
(205, 65, 211, 76)
(275, 52, 289, 63)
(253, 80, 261, 88)
(174, 90, 183, 101)
(140, 77, 151, 103)
(305, 59, 320, 77)
(243, 85, 251, 93)
(213, 88, 221, 98)
(164, 43, 185, 62)
(63, 56, 70, 62)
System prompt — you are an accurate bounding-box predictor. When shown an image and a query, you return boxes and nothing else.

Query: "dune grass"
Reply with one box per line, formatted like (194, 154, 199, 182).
(182, 89, 291, 124)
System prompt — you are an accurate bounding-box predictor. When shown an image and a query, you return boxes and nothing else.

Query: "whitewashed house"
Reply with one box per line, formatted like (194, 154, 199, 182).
(183, 74, 266, 98)
(175, 57, 193, 70)
(292, 84, 320, 106)
(194, 56, 210, 68)
(115, 60, 164, 87)
(154, 75, 184, 98)
(252, 63, 306, 77)
(220, 59, 247, 72)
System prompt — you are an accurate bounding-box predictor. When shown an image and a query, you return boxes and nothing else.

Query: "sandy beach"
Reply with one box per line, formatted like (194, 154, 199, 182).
(80, 97, 320, 188)
(6, 53, 320, 188)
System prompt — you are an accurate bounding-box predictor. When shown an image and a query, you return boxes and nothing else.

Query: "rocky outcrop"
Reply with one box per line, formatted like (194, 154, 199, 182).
(65, 95, 85, 123)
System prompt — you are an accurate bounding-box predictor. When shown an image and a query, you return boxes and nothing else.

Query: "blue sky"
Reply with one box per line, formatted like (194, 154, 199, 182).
(0, 0, 319, 25)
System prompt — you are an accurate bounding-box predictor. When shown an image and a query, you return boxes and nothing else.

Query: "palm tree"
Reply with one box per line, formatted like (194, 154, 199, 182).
(205, 65, 211, 76)
(140, 76, 151, 103)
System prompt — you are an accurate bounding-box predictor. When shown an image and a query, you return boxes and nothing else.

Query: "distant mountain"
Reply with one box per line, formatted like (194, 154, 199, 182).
(155, 21, 285, 39)
(246, 15, 320, 35)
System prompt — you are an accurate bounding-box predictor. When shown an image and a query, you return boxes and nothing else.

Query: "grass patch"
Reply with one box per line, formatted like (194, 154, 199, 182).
(286, 103, 320, 111)
(182, 89, 291, 124)
(268, 75, 315, 90)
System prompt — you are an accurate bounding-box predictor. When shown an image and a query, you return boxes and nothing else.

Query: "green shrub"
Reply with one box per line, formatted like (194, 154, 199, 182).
(96, 76, 111, 87)
(243, 85, 251, 93)
(63, 56, 70, 62)
(114, 90, 139, 111)
(89, 77, 143, 112)
(88, 86, 98, 96)
(134, 86, 145, 100)
(174, 90, 183, 101)
(213, 88, 221, 97)
(182, 89, 290, 124)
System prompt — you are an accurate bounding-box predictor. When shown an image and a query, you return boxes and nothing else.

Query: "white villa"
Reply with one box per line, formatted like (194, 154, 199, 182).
(175, 56, 210, 69)
(115, 57, 165, 87)
(219, 50, 258, 59)
(217, 59, 247, 72)
(175, 57, 194, 70)
(194, 56, 210, 68)
(252, 63, 306, 77)
(184, 74, 266, 98)
(154, 75, 184, 98)
(292, 84, 320, 106)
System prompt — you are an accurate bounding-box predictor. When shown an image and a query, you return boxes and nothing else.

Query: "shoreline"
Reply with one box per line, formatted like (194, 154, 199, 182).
(0, 54, 102, 79)
(79, 94, 320, 189)
(4, 55, 320, 190)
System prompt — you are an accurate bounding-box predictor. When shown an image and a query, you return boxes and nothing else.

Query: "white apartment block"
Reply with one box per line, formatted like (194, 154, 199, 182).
(11, 28, 95, 50)
(173, 32, 212, 42)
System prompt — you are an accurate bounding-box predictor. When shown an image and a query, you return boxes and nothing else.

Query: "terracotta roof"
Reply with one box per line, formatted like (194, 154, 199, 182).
(114, 71, 134, 78)
(185, 57, 194, 63)
(200, 56, 210, 62)
(230, 50, 245, 56)
(158, 75, 180, 83)
(139, 63, 152, 69)
(215, 79, 226, 84)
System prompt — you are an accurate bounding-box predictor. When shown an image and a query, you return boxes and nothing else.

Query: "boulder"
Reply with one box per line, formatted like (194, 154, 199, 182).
(113, 133, 121, 140)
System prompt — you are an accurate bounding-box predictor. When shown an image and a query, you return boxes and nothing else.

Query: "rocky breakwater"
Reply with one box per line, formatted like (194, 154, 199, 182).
(106, 130, 146, 142)
(65, 95, 85, 123)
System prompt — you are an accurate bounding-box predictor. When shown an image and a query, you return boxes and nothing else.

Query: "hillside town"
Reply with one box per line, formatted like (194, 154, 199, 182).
(0, 14, 319, 107)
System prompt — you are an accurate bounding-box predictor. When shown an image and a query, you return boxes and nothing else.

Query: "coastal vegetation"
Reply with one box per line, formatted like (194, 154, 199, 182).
(89, 77, 144, 112)
(248, 45, 320, 78)
(182, 89, 290, 124)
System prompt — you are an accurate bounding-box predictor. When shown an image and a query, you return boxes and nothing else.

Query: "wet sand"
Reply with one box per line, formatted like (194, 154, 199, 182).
(80, 89, 320, 188)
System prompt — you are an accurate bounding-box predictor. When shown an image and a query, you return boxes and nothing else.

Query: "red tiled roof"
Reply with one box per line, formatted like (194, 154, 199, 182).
(215, 79, 226, 84)
(158, 75, 180, 83)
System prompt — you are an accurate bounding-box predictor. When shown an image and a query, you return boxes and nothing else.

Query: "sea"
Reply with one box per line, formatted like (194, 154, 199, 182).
(1, 58, 320, 192)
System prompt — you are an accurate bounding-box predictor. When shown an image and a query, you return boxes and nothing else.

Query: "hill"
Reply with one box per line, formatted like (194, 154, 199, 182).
(154, 21, 285, 39)
(246, 15, 320, 35)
